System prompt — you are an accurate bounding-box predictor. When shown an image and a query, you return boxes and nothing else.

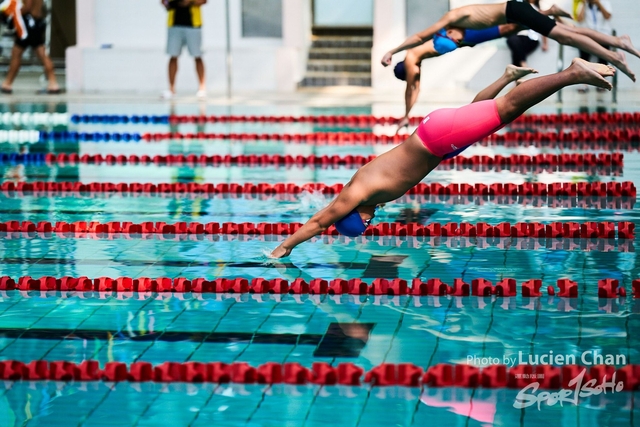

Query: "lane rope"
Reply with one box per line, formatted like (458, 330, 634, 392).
(1, 152, 623, 168)
(65, 111, 640, 126)
(0, 220, 634, 239)
(0, 359, 637, 389)
(2, 181, 634, 198)
(0, 275, 634, 298)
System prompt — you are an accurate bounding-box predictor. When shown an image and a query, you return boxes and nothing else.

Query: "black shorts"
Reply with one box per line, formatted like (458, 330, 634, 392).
(15, 15, 46, 48)
(505, 0, 556, 37)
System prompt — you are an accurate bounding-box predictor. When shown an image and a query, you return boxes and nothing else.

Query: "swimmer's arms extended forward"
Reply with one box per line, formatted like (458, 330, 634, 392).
(380, 8, 471, 66)
(270, 183, 375, 258)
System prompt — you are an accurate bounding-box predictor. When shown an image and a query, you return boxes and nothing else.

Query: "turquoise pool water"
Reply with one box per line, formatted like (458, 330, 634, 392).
(0, 102, 639, 426)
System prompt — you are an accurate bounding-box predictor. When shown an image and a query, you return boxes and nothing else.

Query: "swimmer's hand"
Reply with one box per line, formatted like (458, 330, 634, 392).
(395, 116, 410, 134)
(269, 245, 291, 259)
(381, 52, 393, 67)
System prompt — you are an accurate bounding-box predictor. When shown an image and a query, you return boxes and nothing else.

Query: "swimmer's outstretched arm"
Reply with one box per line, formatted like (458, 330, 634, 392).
(398, 53, 425, 132)
(269, 184, 365, 259)
(381, 10, 465, 66)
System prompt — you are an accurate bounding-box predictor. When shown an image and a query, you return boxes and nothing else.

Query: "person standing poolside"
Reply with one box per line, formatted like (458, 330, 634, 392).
(380, 0, 639, 81)
(162, 0, 207, 99)
(506, 0, 547, 71)
(0, 0, 60, 94)
(507, 28, 547, 68)
(269, 59, 615, 258)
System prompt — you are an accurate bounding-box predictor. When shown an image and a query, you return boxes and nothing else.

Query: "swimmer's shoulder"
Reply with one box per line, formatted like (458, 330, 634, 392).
(411, 42, 439, 61)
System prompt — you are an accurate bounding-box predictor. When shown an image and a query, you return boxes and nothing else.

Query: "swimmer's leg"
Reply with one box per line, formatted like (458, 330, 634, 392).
(495, 58, 615, 123)
(558, 23, 640, 59)
(472, 65, 537, 103)
(548, 25, 635, 81)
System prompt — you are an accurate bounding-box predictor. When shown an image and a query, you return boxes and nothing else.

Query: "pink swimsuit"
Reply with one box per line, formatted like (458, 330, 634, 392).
(416, 99, 504, 159)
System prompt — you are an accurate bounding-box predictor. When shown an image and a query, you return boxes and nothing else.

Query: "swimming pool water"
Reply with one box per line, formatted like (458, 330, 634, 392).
(0, 102, 639, 426)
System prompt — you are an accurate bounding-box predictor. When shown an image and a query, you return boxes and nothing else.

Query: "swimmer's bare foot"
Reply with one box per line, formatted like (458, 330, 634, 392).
(543, 4, 571, 18)
(505, 64, 538, 82)
(618, 34, 640, 59)
(570, 58, 615, 91)
(610, 51, 635, 82)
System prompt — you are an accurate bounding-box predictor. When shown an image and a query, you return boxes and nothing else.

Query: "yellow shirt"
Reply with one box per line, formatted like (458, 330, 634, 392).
(168, 4, 202, 28)
(572, 0, 582, 20)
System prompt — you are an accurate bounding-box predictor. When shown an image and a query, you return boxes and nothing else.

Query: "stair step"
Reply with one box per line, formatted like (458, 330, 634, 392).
(302, 36, 372, 88)
(309, 47, 371, 53)
(299, 76, 372, 87)
(312, 36, 373, 42)
(309, 49, 371, 60)
(311, 37, 373, 48)
(304, 71, 371, 78)
(307, 59, 371, 73)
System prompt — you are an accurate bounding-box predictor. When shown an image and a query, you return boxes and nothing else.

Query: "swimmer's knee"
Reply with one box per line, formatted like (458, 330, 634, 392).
(550, 28, 574, 45)
(495, 97, 518, 124)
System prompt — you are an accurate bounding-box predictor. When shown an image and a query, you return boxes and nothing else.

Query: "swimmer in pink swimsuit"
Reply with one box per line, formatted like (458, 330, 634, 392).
(270, 59, 615, 259)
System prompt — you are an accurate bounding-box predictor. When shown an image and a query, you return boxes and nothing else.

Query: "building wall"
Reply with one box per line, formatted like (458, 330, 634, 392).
(66, 0, 311, 94)
(373, 0, 640, 93)
(67, 0, 639, 94)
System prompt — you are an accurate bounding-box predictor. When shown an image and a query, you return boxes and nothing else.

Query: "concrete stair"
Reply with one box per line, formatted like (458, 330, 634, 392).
(300, 36, 372, 87)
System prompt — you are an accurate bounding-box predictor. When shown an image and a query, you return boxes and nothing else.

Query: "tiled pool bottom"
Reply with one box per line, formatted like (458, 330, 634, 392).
(0, 381, 636, 427)
(2, 100, 640, 426)
(0, 292, 638, 365)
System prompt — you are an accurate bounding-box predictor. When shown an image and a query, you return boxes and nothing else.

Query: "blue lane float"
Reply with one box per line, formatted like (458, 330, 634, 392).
(0, 153, 47, 165)
(38, 131, 142, 142)
(70, 114, 169, 125)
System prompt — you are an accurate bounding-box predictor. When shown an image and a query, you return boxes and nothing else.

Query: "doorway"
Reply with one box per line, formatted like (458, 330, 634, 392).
(312, 0, 373, 35)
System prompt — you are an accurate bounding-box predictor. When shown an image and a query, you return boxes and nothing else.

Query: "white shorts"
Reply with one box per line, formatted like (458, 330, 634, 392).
(167, 26, 202, 57)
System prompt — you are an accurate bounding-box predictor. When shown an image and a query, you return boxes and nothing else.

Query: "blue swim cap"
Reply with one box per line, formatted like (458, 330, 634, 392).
(393, 61, 407, 81)
(433, 29, 459, 55)
(335, 209, 368, 237)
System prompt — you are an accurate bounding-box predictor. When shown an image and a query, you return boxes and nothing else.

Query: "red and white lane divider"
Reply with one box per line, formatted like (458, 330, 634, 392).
(0, 232, 632, 251)
(0, 220, 634, 239)
(0, 360, 638, 389)
(161, 111, 640, 126)
(38, 152, 622, 168)
(0, 276, 635, 298)
(2, 181, 634, 198)
(137, 130, 638, 144)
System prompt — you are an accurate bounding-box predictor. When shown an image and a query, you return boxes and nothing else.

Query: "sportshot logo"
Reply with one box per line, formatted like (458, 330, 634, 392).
(464, 350, 627, 410)
(513, 368, 624, 410)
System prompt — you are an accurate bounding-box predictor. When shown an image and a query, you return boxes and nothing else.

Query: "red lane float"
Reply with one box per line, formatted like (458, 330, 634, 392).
(36, 157, 622, 175)
(2, 180, 634, 198)
(478, 138, 640, 152)
(0, 359, 638, 389)
(0, 188, 634, 210)
(165, 111, 640, 126)
(139, 130, 639, 144)
(0, 231, 632, 251)
(0, 220, 634, 239)
(0, 275, 633, 298)
(41, 152, 623, 168)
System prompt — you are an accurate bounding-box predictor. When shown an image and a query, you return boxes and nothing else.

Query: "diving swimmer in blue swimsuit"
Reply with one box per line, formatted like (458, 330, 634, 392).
(391, 24, 521, 132)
